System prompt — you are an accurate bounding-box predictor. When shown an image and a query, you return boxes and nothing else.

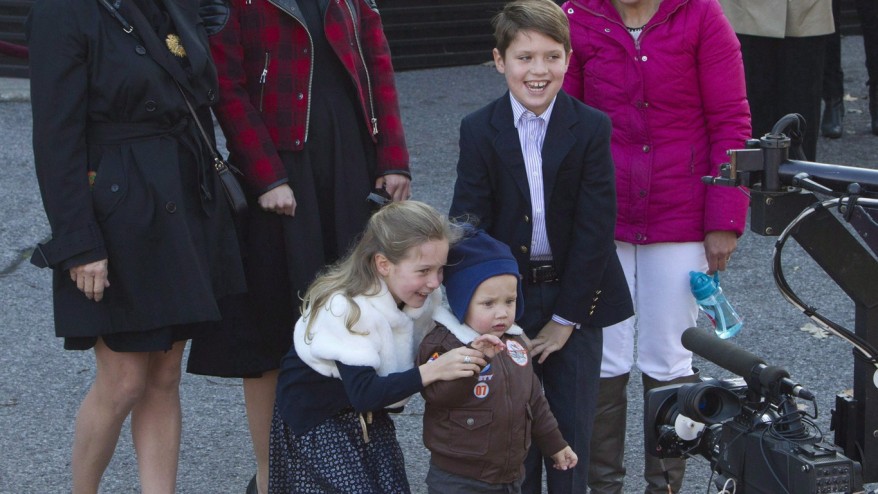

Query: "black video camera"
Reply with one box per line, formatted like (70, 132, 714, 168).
(644, 328, 864, 493)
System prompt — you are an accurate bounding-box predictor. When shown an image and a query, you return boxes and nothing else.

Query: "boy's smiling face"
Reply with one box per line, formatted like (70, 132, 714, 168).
(493, 29, 571, 116)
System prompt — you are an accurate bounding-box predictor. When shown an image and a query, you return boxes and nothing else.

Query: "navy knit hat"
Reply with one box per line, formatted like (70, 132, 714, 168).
(443, 229, 525, 324)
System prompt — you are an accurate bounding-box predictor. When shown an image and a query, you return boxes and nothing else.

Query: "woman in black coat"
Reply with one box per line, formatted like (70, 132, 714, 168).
(26, 0, 245, 491)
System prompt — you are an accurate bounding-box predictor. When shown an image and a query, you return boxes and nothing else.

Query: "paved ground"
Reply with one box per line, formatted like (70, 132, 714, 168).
(1, 35, 876, 493)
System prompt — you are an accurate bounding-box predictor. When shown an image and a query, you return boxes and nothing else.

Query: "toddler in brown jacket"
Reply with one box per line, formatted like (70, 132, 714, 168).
(419, 229, 577, 493)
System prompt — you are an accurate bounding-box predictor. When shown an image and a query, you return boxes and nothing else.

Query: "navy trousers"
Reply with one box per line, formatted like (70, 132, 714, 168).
(518, 281, 602, 494)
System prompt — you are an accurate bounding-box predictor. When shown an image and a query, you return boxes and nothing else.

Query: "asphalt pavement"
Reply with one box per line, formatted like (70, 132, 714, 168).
(1, 35, 876, 493)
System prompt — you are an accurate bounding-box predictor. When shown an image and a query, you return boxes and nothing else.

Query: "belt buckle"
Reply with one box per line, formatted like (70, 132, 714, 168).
(530, 264, 556, 284)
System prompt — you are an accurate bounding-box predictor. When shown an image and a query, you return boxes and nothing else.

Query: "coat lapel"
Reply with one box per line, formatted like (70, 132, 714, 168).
(541, 92, 577, 203)
(490, 93, 532, 203)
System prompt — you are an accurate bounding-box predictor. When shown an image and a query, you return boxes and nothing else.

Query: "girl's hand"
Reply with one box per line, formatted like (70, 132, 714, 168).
(550, 446, 578, 471)
(258, 183, 296, 216)
(419, 346, 486, 386)
(471, 334, 505, 358)
(69, 259, 110, 302)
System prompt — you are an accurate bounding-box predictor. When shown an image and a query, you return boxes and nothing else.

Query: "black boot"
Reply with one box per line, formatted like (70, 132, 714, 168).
(869, 84, 878, 136)
(821, 98, 844, 138)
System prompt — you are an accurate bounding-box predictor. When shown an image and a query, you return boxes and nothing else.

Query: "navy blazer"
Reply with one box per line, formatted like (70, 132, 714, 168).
(450, 90, 633, 328)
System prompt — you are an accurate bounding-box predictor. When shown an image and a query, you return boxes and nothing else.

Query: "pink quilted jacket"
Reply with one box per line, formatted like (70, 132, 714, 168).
(562, 0, 751, 244)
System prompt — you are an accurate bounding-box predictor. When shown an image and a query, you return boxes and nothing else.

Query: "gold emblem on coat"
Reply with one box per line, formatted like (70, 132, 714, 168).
(165, 34, 186, 58)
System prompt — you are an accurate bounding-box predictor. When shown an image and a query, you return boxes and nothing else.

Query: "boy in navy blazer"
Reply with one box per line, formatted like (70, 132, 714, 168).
(449, 1, 634, 492)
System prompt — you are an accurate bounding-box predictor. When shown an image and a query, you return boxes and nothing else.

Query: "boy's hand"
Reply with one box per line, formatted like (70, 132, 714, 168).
(551, 446, 578, 471)
(529, 321, 574, 364)
(470, 334, 505, 358)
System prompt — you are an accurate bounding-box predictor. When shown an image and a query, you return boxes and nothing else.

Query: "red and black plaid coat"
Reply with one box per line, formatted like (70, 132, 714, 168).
(209, 0, 410, 194)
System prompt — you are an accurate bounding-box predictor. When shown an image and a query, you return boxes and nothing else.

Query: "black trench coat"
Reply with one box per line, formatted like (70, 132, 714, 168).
(27, 0, 245, 338)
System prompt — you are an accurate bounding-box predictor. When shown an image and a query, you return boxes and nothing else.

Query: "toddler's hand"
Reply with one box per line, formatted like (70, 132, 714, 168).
(550, 446, 578, 471)
(471, 334, 505, 358)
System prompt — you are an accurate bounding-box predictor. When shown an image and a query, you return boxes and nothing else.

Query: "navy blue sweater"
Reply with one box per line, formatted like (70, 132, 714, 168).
(275, 343, 424, 434)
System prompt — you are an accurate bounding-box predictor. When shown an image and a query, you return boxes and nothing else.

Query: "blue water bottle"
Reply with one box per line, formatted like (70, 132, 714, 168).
(689, 271, 743, 339)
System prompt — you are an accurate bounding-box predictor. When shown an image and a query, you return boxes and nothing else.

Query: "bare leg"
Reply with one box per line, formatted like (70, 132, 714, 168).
(131, 340, 186, 494)
(72, 340, 150, 494)
(243, 370, 279, 494)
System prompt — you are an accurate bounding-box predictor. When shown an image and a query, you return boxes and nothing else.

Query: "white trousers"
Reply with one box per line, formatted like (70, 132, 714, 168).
(600, 241, 708, 381)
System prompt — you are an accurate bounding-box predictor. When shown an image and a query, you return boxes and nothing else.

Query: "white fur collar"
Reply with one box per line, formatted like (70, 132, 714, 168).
(294, 280, 442, 388)
(432, 306, 523, 344)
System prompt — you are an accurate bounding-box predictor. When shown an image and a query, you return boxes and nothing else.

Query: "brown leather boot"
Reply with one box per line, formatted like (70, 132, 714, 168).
(587, 373, 630, 494)
(642, 371, 701, 494)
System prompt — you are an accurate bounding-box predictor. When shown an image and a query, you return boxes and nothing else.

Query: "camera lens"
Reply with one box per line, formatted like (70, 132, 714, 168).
(679, 382, 742, 425)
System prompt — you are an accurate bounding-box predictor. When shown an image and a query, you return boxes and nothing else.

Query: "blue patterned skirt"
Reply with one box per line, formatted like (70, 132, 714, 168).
(268, 406, 411, 494)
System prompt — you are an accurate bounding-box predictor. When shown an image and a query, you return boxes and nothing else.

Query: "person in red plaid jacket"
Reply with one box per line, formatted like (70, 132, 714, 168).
(186, 1, 411, 493)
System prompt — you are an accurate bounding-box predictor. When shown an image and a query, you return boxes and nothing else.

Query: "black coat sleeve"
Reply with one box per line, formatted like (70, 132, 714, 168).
(27, 0, 107, 269)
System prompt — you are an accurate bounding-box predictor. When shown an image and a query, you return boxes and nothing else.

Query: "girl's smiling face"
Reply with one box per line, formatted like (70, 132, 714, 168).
(376, 239, 449, 308)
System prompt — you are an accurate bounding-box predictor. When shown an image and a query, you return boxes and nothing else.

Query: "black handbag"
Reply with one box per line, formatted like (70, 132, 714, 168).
(177, 86, 248, 215)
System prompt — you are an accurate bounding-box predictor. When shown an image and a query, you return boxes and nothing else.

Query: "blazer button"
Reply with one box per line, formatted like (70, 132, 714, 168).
(294, 139, 302, 146)
(208, 89, 216, 101)
(135, 45, 146, 55)
(297, 92, 304, 100)
(145, 100, 157, 112)
(110, 184, 120, 193)
(523, 215, 530, 223)
(165, 202, 177, 213)
(519, 245, 528, 254)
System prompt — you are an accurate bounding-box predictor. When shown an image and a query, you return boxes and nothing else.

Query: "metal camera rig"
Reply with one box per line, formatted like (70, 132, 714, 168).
(644, 114, 878, 493)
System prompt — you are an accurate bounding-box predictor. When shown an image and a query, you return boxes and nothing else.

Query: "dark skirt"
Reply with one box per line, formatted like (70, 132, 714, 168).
(64, 323, 206, 352)
(268, 406, 410, 494)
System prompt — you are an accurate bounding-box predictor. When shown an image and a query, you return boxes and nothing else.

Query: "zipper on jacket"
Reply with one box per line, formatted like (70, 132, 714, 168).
(258, 51, 270, 112)
(266, 0, 314, 144)
(343, 0, 379, 136)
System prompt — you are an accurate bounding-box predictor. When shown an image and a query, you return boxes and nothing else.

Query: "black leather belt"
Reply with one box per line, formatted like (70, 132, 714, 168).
(528, 264, 559, 284)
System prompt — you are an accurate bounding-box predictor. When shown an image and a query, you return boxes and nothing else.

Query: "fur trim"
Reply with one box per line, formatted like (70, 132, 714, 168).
(294, 281, 442, 384)
(432, 306, 523, 345)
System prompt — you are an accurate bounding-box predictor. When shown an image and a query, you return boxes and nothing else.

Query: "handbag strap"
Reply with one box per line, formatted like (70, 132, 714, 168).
(97, 0, 229, 172)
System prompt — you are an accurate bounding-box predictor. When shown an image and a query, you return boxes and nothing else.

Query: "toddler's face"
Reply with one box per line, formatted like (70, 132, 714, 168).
(378, 240, 448, 309)
(493, 29, 570, 116)
(464, 274, 518, 337)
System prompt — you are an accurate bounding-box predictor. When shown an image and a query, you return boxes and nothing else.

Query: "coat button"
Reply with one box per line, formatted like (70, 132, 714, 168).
(642, 145, 650, 153)
(297, 92, 304, 100)
(641, 55, 648, 62)
(135, 45, 146, 55)
(519, 245, 528, 254)
(635, 233, 643, 241)
(165, 202, 177, 213)
(639, 189, 647, 197)
(208, 89, 216, 101)
(466, 418, 475, 426)
(110, 184, 120, 192)
(145, 100, 157, 112)
(294, 139, 301, 146)
(523, 215, 530, 223)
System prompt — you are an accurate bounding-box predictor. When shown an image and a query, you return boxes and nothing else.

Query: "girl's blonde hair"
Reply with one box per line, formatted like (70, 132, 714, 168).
(301, 200, 463, 341)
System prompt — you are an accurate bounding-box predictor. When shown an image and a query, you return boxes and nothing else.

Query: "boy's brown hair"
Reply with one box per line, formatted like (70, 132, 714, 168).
(492, 0, 571, 57)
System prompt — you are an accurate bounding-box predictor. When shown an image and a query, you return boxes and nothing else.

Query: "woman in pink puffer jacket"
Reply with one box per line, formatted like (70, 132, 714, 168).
(561, 0, 750, 492)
